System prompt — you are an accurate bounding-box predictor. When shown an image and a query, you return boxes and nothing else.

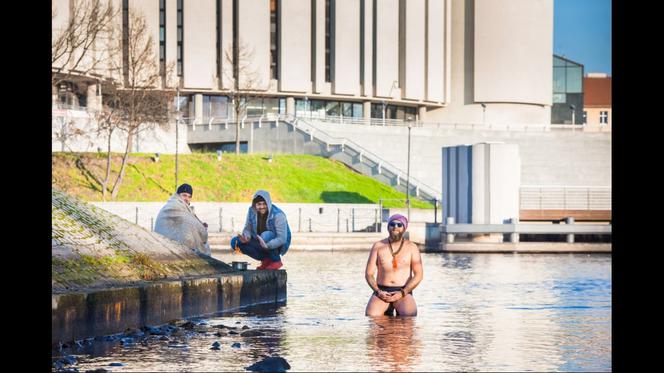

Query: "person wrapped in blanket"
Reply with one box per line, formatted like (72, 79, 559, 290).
(154, 183, 211, 256)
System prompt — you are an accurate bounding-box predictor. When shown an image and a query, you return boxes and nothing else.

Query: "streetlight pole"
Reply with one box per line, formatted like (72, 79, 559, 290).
(175, 88, 180, 191)
(570, 104, 576, 124)
(406, 122, 412, 222)
(481, 103, 486, 125)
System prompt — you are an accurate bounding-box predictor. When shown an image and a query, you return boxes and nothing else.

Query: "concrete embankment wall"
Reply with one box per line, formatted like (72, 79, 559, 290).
(52, 270, 286, 346)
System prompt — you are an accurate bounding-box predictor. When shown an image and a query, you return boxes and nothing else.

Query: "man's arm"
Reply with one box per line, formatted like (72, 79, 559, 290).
(402, 245, 423, 294)
(265, 213, 288, 250)
(365, 243, 380, 293)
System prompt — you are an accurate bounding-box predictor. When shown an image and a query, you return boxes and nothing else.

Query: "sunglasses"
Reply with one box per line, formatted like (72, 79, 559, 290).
(388, 221, 404, 228)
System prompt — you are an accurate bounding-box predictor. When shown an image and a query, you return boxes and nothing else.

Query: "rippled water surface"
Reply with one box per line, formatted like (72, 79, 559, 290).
(62, 251, 611, 372)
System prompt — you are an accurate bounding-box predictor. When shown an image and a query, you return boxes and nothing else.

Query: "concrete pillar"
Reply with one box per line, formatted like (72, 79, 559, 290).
(418, 105, 427, 122)
(86, 83, 99, 112)
(510, 217, 519, 243)
(194, 94, 203, 124)
(286, 97, 295, 116)
(363, 101, 372, 124)
(445, 216, 455, 243)
(565, 216, 575, 243)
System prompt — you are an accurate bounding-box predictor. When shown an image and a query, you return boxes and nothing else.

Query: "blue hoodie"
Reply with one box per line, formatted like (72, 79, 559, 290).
(241, 190, 292, 255)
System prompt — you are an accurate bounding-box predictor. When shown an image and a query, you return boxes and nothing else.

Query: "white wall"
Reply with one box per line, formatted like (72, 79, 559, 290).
(374, 0, 399, 98)
(280, 0, 311, 93)
(238, 0, 270, 90)
(183, 0, 216, 89)
(473, 0, 553, 105)
(401, 0, 425, 101)
(332, 0, 360, 96)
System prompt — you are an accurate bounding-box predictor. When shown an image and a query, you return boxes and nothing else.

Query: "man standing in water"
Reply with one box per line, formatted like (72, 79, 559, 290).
(365, 214, 423, 316)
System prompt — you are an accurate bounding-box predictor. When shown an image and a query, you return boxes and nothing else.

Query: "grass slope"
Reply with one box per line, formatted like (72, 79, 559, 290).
(52, 152, 434, 208)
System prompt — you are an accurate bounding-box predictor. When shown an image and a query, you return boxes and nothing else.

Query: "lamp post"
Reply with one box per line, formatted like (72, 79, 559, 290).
(175, 88, 180, 190)
(405, 124, 412, 221)
(570, 104, 576, 124)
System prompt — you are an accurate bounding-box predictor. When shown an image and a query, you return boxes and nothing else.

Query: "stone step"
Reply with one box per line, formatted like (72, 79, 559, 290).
(208, 232, 385, 246)
(211, 242, 373, 251)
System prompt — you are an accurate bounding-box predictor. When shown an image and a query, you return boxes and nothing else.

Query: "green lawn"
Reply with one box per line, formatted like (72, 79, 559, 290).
(52, 152, 434, 208)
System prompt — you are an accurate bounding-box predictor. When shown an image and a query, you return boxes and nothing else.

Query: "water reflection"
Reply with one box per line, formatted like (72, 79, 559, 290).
(366, 316, 421, 372)
(57, 252, 611, 372)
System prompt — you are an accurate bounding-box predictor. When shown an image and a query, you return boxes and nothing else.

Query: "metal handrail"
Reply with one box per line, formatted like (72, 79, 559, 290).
(287, 116, 441, 199)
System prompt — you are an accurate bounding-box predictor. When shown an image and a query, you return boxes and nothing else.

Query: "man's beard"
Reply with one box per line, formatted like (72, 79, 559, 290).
(389, 231, 403, 242)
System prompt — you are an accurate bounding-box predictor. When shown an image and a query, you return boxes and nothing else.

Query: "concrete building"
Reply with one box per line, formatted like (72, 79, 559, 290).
(52, 0, 554, 154)
(583, 73, 611, 131)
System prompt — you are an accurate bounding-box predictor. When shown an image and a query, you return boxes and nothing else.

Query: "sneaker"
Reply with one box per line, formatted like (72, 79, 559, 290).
(265, 260, 283, 270)
(256, 258, 271, 270)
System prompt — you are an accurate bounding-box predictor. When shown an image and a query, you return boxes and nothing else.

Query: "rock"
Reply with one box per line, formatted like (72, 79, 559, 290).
(242, 325, 250, 330)
(63, 355, 77, 365)
(228, 330, 239, 335)
(231, 342, 241, 348)
(108, 362, 126, 367)
(214, 331, 227, 337)
(158, 336, 170, 341)
(245, 356, 291, 372)
(120, 337, 135, 345)
(211, 341, 221, 348)
(240, 330, 265, 337)
(235, 321, 241, 324)
(84, 369, 110, 373)
(180, 321, 196, 330)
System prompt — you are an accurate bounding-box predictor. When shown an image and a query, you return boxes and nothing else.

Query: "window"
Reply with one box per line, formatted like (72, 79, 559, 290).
(159, 0, 166, 75)
(324, 0, 332, 82)
(122, 0, 129, 82)
(177, 0, 183, 76)
(600, 111, 608, 125)
(270, 0, 279, 79)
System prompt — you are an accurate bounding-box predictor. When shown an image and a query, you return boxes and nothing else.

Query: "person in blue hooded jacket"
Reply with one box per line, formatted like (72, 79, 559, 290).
(230, 190, 291, 270)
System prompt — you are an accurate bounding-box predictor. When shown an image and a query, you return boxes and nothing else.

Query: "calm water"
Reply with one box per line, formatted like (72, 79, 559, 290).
(60, 251, 611, 372)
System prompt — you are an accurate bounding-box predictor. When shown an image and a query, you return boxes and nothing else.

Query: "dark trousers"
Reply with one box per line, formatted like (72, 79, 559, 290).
(230, 231, 281, 262)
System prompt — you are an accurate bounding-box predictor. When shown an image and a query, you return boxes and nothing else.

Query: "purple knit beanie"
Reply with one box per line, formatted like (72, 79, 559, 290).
(387, 214, 408, 230)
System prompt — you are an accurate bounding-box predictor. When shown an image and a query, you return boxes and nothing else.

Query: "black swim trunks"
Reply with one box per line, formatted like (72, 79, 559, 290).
(375, 284, 413, 296)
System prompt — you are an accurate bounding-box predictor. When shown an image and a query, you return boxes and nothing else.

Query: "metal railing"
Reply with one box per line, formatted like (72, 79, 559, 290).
(289, 116, 442, 200)
(520, 186, 611, 210)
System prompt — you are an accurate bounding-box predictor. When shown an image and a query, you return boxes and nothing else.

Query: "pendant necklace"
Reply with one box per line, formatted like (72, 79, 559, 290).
(388, 238, 405, 269)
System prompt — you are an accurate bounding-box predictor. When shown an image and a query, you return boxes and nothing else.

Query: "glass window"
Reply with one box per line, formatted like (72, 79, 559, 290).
(263, 98, 280, 115)
(566, 66, 582, 93)
(246, 98, 263, 116)
(295, 99, 307, 116)
(553, 56, 566, 67)
(600, 111, 608, 124)
(279, 98, 286, 114)
(310, 100, 326, 118)
(552, 93, 566, 103)
(553, 67, 566, 93)
(326, 101, 340, 117)
(210, 96, 228, 118)
(352, 103, 363, 118)
(342, 102, 353, 117)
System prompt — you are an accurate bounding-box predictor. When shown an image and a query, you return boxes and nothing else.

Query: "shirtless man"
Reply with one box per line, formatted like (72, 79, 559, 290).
(365, 214, 423, 316)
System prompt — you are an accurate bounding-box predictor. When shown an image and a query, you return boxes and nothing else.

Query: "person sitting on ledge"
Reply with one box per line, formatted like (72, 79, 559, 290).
(154, 183, 210, 256)
(365, 214, 423, 316)
(231, 190, 291, 270)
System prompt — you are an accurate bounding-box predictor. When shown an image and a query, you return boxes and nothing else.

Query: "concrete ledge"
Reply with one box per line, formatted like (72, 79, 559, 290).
(438, 242, 611, 253)
(52, 270, 286, 347)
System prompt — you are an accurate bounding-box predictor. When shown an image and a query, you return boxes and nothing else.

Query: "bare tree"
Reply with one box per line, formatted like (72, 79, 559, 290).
(52, 0, 118, 87)
(104, 10, 176, 199)
(223, 40, 266, 154)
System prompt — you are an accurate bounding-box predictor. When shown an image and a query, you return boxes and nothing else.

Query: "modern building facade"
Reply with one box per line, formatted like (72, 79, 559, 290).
(583, 73, 611, 130)
(551, 54, 584, 124)
(52, 0, 554, 152)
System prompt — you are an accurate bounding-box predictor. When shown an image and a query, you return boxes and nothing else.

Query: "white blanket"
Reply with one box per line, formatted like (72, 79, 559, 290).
(154, 194, 210, 256)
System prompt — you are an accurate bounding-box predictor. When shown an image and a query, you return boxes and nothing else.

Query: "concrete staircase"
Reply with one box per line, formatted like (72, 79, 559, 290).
(209, 232, 384, 251)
